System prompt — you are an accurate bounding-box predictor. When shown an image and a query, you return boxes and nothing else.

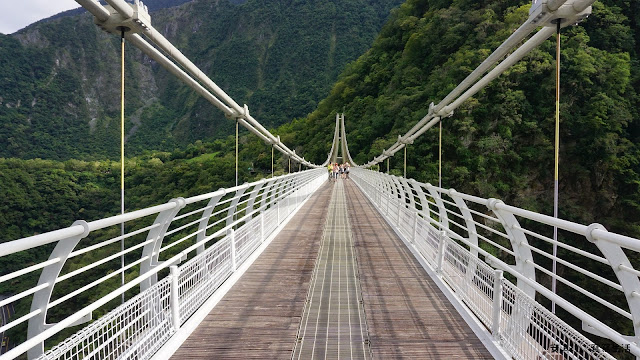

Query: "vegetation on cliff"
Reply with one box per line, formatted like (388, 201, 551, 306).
(0, 0, 402, 160)
(287, 0, 640, 237)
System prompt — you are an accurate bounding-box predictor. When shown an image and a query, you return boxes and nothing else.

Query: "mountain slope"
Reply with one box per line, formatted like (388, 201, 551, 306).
(285, 0, 640, 235)
(0, 0, 402, 160)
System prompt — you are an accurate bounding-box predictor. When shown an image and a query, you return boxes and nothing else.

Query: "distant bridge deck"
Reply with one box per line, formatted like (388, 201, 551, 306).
(172, 180, 492, 359)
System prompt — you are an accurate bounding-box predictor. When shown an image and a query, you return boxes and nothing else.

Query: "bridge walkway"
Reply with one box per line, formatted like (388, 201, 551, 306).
(344, 181, 492, 359)
(172, 179, 492, 359)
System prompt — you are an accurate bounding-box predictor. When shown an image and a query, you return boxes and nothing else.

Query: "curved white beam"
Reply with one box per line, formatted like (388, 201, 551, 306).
(361, 1, 594, 168)
(93, 0, 319, 168)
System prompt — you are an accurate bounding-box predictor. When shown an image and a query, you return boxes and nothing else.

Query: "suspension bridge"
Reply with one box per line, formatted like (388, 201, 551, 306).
(0, 0, 638, 359)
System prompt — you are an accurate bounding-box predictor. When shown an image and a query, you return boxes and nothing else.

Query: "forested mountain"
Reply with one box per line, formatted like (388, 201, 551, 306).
(1, 0, 640, 354)
(285, 0, 640, 237)
(2, 0, 638, 247)
(2, 0, 639, 244)
(0, 0, 402, 160)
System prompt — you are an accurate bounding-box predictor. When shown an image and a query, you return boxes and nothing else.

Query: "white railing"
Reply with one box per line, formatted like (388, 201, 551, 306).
(0, 169, 325, 360)
(351, 168, 639, 359)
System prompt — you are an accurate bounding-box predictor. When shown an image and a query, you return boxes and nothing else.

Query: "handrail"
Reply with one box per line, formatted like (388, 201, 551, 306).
(0, 169, 325, 360)
(4, 168, 635, 359)
(351, 168, 639, 358)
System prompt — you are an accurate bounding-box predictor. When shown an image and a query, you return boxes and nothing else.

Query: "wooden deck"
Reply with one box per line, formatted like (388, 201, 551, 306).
(292, 180, 370, 359)
(171, 183, 332, 359)
(344, 180, 492, 359)
(172, 180, 493, 359)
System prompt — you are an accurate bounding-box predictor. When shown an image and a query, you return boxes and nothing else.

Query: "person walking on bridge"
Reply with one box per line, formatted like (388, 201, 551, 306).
(327, 163, 333, 181)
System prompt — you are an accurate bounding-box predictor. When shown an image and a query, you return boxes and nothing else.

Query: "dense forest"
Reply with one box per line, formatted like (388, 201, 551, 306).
(0, 0, 402, 160)
(286, 0, 640, 237)
(280, 1, 639, 354)
(0, 139, 261, 241)
(0, 135, 285, 348)
(1, 0, 640, 356)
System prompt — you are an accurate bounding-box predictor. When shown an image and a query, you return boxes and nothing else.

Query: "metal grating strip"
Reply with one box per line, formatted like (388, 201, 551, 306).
(292, 181, 371, 360)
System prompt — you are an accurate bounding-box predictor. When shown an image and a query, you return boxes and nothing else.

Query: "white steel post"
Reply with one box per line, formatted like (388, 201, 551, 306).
(437, 230, 446, 273)
(404, 145, 407, 178)
(260, 212, 265, 242)
(170, 265, 180, 331)
(384, 179, 392, 216)
(287, 182, 291, 215)
(492, 269, 504, 338)
(277, 198, 281, 224)
(439, 120, 442, 189)
(235, 119, 239, 187)
(229, 229, 236, 272)
(412, 211, 418, 244)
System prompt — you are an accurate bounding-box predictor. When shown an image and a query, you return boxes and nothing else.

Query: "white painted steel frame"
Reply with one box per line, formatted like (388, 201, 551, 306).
(0, 170, 325, 360)
(351, 168, 635, 359)
(74, 0, 314, 169)
(360, 0, 594, 168)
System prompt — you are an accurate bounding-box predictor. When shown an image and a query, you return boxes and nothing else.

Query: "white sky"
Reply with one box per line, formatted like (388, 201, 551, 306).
(0, 0, 81, 35)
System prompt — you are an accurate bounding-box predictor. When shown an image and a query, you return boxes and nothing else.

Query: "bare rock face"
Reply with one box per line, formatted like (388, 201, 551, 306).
(14, 28, 50, 48)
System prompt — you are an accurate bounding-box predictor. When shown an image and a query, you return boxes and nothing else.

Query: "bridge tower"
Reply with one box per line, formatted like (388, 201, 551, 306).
(328, 113, 356, 166)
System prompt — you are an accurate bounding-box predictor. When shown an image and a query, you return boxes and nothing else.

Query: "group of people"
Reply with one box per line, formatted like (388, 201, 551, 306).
(327, 162, 350, 181)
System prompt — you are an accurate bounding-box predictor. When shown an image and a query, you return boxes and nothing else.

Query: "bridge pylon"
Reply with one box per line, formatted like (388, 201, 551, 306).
(326, 113, 357, 166)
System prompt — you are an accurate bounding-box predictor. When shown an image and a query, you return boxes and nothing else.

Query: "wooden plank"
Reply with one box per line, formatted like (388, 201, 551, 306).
(171, 183, 332, 360)
(344, 181, 494, 359)
(173, 180, 494, 359)
(291, 180, 370, 360)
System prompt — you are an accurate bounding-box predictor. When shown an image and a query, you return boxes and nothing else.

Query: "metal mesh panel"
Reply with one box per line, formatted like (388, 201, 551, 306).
(39, 278, 173, 360)
(441, 239, 495, 327)
(283, 195, 294, 218)
(413, 217, 440, 265)
(264, 208, 279, 236)
(500, 281, 615, 360)
(178, 238, 232, 323)
(397, 206, 413, 237)
(388, 202, 399, 222)
(234, 219, 261, 266)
